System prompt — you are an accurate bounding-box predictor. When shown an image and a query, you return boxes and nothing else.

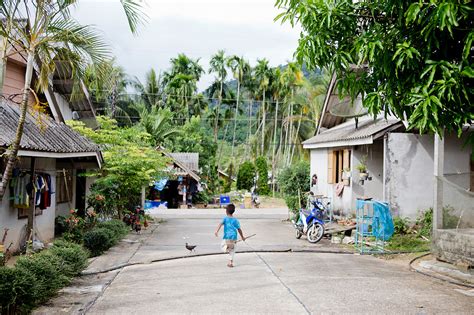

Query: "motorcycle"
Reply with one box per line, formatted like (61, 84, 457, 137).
(292, 198, 326, 243)
(251, 192, 260, 208)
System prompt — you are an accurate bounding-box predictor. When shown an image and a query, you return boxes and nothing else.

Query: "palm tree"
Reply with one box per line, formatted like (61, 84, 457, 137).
(227, 55, 250, 157)
(132, 69, 163, 109)
(164, 53, 204, 83)
(254, 59, 272, 156)
(209, 50, 227, 141)
(132, 103, 181, 146)
(281, 62, 304, 166)
(84, 60, 133, 123)
(0, 0, 122, 201)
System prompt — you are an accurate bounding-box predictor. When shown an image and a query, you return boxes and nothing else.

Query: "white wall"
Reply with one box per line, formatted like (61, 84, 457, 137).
(0, 157, 56, 252)
(55, 169, 77, 217)
(54, 92, 74, 121)
(444, 133, 472, 189)
(352, 141, 384, 210)
(385, 133, 434, 219)
(310, 148, 353, 215)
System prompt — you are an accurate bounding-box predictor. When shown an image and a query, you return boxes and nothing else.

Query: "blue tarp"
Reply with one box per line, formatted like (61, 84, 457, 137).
(372, 201, 394, 241)
(154, 179, 168, 191)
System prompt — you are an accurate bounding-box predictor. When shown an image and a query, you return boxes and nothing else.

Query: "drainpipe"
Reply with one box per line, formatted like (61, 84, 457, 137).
(382, 134, 388, 202)
(433, 132, 444, 230)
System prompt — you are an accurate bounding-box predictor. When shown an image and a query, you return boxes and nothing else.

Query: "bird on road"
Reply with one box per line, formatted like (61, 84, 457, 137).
(185, 243, 197, 253)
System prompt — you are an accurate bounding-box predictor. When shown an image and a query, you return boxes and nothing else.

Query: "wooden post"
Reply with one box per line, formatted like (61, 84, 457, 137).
(141, 186, 146, 210)
(433, 132, 444, 230)
(27, 157, 36, 246)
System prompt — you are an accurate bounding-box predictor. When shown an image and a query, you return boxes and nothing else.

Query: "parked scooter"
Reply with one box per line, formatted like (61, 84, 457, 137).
(292, 197, 326, 243)
(251, 192, 260, 208)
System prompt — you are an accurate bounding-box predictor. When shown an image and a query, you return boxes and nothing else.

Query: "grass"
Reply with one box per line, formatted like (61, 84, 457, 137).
(386, 234, 430, 252)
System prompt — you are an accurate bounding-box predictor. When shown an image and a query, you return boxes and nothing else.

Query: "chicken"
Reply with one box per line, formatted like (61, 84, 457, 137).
(134, 221, 142, 234)
(185, 243, 196, 253)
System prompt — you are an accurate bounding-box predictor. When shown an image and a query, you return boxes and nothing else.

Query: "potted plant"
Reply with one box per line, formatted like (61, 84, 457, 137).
(356, 157, 368, 181)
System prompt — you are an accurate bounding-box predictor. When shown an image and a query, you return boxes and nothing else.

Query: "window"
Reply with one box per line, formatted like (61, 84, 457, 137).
(328, 149, 351, 184)
(56, 170, 73, 204)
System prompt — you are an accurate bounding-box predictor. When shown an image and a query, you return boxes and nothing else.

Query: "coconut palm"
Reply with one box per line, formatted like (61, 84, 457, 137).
(254, 59, 272, 156)
(209, 50, 227, 141)
(84, 60, 133, 124)
(132, 69, 164, 109)
(226, 55, 250, 157)
(164, 53, 203, 83)
(132, 103, 181, 146)
(0, 0, 132, 200)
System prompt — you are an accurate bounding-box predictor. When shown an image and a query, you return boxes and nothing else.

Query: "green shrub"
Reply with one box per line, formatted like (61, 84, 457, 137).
(15, 252, 69, 304)
(416, 208, 433, 238)
(97, 220, 128, 239)
(277, 161, 310, 212)
(83, 228, 117, 257)
(255, 157, 270, 195)
(0, 266, 38, 314)
(50, 240, 89, 277)
(393, 216, 410, 235)
(236, 161, 255, 191)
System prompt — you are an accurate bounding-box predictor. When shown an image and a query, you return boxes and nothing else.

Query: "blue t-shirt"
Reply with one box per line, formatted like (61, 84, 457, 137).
(222, 216, 240, 240)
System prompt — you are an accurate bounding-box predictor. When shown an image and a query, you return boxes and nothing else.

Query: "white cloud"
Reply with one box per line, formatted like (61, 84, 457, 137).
(73, 0, 300, 90)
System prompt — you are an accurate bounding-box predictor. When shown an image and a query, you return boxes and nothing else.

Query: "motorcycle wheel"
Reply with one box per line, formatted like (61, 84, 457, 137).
(295, 229, 302, 239)
(306, 223, 324, 243)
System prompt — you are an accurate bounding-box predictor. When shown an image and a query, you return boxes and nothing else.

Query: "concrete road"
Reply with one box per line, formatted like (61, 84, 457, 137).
(87, 208, 473, 314)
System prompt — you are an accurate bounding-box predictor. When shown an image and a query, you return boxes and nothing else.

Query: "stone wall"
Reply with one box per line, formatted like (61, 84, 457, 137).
(432, 229, 474, 267)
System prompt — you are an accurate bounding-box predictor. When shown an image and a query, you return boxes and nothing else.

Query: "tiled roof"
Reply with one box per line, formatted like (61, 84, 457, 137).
(0, 100, 99, 153)
(303, 117, 402, 146)
(169, 153, 199, 171)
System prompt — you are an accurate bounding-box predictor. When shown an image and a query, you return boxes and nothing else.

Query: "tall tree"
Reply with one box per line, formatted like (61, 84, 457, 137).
(132, 69, 163, 109)
(209, 50, 228, 141)
(227, 55, 250, 157)
(253, 58, 272, 156)
(276, 0, 473, 136)
(0, 0, 136, 200)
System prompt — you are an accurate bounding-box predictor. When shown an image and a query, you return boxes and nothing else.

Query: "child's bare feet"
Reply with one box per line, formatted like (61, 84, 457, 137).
(227, 262, 233, 268)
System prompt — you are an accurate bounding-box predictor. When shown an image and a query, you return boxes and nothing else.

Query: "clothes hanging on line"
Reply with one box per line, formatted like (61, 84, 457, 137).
(10, 171, 53, 210)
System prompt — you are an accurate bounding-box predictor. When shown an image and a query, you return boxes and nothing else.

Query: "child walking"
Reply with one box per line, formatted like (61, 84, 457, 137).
(214, 204, 246, 268)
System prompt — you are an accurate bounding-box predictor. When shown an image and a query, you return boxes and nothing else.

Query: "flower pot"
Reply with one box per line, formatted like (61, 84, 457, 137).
(359, 172, 368, 181)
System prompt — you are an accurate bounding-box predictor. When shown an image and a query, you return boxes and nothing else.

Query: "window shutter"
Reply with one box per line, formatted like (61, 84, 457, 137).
(328, 150, 335, 184)
(343, 149, 350, 170)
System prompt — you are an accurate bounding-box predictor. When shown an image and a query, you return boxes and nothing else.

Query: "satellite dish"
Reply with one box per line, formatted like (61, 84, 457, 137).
(329, 97, 368, 118)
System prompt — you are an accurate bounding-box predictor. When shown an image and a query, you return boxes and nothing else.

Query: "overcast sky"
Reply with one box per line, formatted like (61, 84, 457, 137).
(73, 0, 301, 90)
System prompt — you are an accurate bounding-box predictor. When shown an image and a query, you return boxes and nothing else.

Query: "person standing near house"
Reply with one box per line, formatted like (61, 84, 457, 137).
(214, 204, 246, 268)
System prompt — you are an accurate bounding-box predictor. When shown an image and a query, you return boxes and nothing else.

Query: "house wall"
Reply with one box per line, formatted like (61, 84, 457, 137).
(385, 133, 434, 219)
(351, 141, 384, 210)
(310, 148, 353, 216)
(0, 157, 56, 252)
(55, 169, 77, 217)
(53, 92, 74, 121)
(385, 132, 472, 220)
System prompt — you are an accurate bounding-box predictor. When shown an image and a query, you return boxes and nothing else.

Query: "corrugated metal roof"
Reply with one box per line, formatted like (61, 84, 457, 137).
(169, 153, 199, 171)
(0, 100, 99, 153)
(303, 117, 401, 145)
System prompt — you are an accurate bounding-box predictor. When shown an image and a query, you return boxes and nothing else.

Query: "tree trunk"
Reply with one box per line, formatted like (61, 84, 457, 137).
(286, 102, 293, 166)
(0, 51, 34, 200)
(290, 108, 303, 164)
(260, 89, 266, 156)
(231, 79, 240, 157)
(214, 79, 224, 141)
(271, 99, 279, 197)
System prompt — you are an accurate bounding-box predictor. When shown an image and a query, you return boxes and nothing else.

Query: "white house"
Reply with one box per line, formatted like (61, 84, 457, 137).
(0, 100, 102, 252)
(303, 75, 473, 221)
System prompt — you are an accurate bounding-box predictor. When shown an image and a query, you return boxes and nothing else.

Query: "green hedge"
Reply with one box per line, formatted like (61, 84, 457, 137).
(97, 220, 128, 239)
(0, 240, 88, 314)
(83, 227, 117, 257)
